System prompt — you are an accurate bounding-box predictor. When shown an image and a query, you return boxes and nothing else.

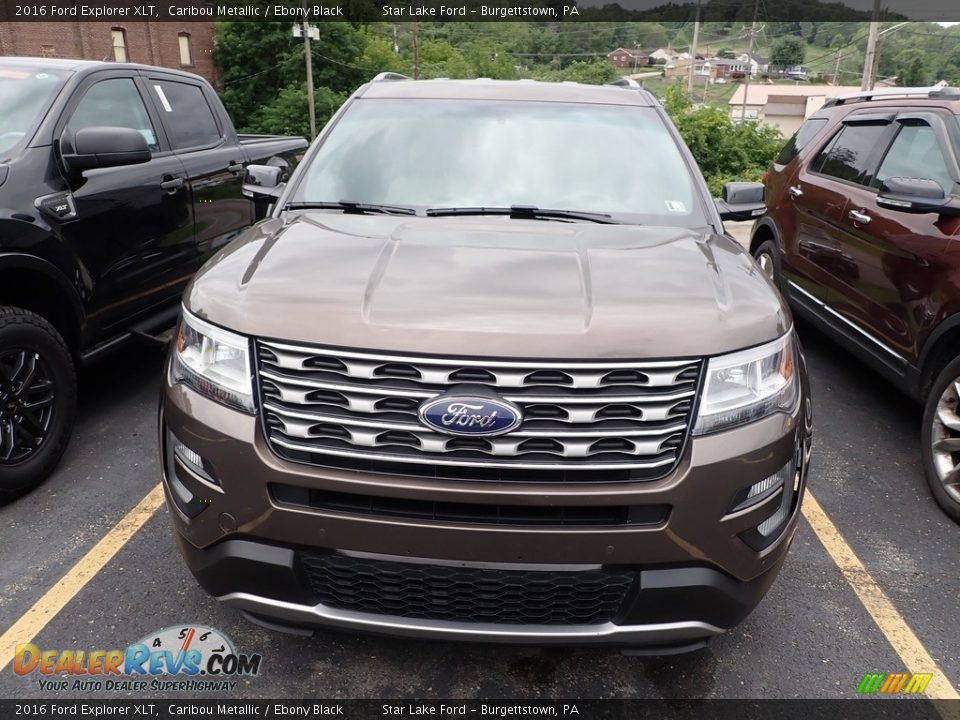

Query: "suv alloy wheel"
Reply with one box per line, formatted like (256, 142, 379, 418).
(922, 355, 960, 522)
(0, 307, 77, 502)
(751, 238, 782, 286)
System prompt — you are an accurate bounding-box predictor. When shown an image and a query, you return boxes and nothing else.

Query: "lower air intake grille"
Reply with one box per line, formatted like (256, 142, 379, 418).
(300, 553, 635, 625)
(272, 484, 669, 527)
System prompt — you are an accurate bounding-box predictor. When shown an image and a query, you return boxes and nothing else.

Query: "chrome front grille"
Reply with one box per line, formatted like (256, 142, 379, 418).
(256, 341, 702, 479)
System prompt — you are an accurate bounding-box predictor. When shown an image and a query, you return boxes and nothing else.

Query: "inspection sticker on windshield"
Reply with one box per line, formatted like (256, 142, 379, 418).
(665, 200, 687, 213)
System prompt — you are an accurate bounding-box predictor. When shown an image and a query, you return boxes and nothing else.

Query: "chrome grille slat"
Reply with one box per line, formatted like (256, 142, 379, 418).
(263, 402, 687, 439)
(269, 436, 679, 471)
(257, 341, 701, 476)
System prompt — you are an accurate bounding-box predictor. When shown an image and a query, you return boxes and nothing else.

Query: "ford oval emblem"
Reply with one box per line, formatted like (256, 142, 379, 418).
(418, 395, 523, 437)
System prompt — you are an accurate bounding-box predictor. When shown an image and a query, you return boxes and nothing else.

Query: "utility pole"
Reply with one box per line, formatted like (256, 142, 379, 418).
(739, 0, 760, 124)
(861, 0, 881, 91)
(411, 21, 420, 79)
(687, 0, 701, 93)
(301, 2, 316, 141)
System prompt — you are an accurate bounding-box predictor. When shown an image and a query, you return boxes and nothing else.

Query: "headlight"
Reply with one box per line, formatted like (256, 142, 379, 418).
(693, 330, 798, 435)
(171, 309, 254, 413)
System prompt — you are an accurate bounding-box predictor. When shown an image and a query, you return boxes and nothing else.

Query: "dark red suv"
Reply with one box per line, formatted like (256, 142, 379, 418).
(751, 85, 960, 522)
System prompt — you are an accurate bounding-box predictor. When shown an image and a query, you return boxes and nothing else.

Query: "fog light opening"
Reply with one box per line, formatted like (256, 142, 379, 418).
(737, 456, 799, 551)
(163, 429, 213, 519)
(169, 431, 218, 485)
(732, 458, 795, 512)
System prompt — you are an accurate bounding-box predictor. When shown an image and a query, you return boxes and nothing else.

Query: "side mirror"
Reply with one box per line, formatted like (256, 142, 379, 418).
(61, 126, 151, 173)
(242, 164, 284, 203)
(877, 177, 959, 216)
(716, 181, 766, 222)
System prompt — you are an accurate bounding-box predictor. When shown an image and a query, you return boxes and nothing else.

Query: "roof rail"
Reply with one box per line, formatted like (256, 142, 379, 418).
(371, 72, 412, 82)
(823, 83, 959, 107)
(608, 77, 642, 89)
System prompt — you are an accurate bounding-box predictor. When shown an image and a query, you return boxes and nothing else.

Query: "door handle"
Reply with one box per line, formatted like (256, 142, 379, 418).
(848, 209, 871, 224)
(227, 162, 244, 175)
(788, 185, 803, 198)
(160, 177, 184, 193)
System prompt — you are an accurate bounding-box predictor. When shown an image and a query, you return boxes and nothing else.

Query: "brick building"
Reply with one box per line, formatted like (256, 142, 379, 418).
(0, 22, 217, 86)
(607, 48, 649, 70)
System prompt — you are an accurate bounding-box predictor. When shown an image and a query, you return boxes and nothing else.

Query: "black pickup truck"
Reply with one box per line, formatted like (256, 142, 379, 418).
(0, 57, 307, 499)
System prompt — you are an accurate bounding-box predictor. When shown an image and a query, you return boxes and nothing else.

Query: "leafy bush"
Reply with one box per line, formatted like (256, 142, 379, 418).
(661, 84, 783, 196)
(251, 84, 347, 140)
(534, 60, 620, 85)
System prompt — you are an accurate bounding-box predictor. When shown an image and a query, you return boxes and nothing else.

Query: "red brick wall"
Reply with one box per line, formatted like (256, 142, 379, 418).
(0, 22, 218, 87)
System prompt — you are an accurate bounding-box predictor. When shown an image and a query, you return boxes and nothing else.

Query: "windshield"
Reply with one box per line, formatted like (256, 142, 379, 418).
(294, 98, 706, 227)
(0, 67, 67, 158)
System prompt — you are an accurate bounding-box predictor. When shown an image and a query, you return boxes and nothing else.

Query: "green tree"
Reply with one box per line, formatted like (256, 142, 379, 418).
(535, 59, 619, 85)
(251, 84, 347, 139)
(894, 48, 932, 87)
(214, 22, 365, 134)
(357, 29, 406, 75)
(893, 48, 931, 87)
(770, 36, 806, 70)
(660, 86, 782, 196)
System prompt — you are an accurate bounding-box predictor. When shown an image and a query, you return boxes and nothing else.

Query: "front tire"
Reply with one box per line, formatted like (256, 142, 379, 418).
(0, 307, 77, 503)
(921, 354, 960, 523)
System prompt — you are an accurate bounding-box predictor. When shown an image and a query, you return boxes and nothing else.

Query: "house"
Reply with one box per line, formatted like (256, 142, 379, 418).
(728, 84, 863, 134)
(649, 48, 675, 63)
(738, 53, 770, 76)
(607, 47, 649, 70)
(0, 21, 217, 86)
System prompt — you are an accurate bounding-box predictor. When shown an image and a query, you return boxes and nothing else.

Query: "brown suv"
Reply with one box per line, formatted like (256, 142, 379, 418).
(160, 76, 812, 652)
(751, 85, 960, 522)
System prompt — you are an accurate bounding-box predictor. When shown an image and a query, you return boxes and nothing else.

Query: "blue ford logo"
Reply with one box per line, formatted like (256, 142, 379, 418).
(418, 395, 523, 437)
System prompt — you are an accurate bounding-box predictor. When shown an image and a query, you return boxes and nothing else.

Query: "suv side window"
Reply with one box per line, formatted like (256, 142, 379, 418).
(811, 123, 889, 186)
(875, 122, 955, 194)
(150, 79, 221, 150)
(66, 78, 159, 151)
(776, 117, 827, 165)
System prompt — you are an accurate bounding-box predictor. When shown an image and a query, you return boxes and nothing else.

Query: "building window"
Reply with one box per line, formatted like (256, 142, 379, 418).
(111, 28, 127, 63)
(178, 33, 192, 66)
(40, 45, 55, 57)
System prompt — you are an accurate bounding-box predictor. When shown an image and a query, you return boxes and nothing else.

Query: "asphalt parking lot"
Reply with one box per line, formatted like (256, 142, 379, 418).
(0, 240, 958, 700)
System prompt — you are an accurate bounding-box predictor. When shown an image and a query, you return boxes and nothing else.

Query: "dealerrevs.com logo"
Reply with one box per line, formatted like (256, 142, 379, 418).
(12, 625, 262, 693)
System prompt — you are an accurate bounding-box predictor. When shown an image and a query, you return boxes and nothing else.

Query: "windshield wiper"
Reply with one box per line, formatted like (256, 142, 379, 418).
(284, 200, 417, 216)
(425, 205, 618, 224)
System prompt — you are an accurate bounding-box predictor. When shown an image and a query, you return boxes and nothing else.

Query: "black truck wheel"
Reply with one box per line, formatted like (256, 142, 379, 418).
(0, 307, 77, 502)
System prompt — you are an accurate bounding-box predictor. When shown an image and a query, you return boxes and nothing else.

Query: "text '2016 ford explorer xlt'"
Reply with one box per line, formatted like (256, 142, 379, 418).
(160, 75, 813, 653)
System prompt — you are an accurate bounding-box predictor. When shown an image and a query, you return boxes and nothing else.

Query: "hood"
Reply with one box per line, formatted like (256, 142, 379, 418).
(185, 213, 790, 359)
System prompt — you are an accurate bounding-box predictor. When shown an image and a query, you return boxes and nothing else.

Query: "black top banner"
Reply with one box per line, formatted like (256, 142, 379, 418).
(0, 700, 953, 719)
(1, 0, 960, 23)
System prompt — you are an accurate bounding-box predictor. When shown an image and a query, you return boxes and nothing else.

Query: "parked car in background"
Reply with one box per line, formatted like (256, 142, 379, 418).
(161, 75, 812, 652)
(751, 85, 960, 522)
(0, 57, 307, 500)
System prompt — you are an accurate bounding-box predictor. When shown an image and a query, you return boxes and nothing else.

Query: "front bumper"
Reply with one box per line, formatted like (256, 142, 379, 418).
(160, 359, 812, 647)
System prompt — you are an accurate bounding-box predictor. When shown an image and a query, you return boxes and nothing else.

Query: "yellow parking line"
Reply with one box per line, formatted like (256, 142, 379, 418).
(2, 477, 956, 702)
(0, 483, 164, 674)
(802, 490, 960, 700)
